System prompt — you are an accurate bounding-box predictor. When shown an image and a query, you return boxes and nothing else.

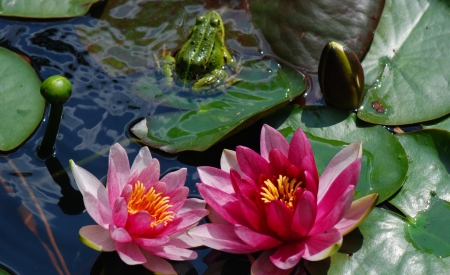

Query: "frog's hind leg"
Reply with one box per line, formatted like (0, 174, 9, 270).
(191, 69, 228, 92)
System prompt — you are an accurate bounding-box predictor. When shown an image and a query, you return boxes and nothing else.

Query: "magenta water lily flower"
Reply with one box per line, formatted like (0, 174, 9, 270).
(70, 144, 209, 275)
(189, 125, 378, 275)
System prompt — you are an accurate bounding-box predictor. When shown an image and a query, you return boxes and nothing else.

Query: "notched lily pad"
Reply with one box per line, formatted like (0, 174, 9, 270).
(264, 105, 407, 203)
(248, 0, 385, 72)
(0, 47, 44, 151)
(0, 0, 100, 18)
(358, 0, 450, 125)
(329, 208, 450, 275)
(131, 58, 305, 153)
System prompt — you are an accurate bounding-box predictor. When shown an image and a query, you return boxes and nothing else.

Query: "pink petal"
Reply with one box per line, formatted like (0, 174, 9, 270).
(197, 183, 247, 225)
(310, 186, 355, 235)
(165, 187, 189, 214)
(270, 242, 304, 270)
(315, 160, 360, 219)
(317, 142, 361, 202)
(334, 193, 378, 235)
(236, 146, 270, 182)
(300, 156, 319, 189)
(129, 158, 160, 190)
(142, 251, 176, 274)
(130, 146, 152, 176)
(79, 225, 115, 252)
(177, 198, 206, 215)
(288, 128, 316, 175)
(302, 228, 342, 261)
(198, 166, 235, 194)
(206, 206, 230, 224)
(109, 225, 132, 243)
(116, 242, 146, 265)
(220, 149, 241, 175)
(126, 211, 151, 236)
(236, 185, 266, 231)
(133, 236, 170, 248)
(70, 160, 112, 228)
(292, 190, 316, 237)
(268, 149, 294, 177)
(164, 209, 209, 236)
(142, 244, 197, 260)
(160, 168, 187, 192)
(188, 223, 257, 254)
(107, 143, 131, 209)
(266, 200, 293, 240)
(234, 224, 282, 250)
(168, 231, 204, 248)
(113, 197, 128, 228)
(260, 124, 290, 161)
(251, 249, 294, 275)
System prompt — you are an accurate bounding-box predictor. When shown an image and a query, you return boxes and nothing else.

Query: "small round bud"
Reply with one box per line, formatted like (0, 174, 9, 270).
(40, 75, 72, 105)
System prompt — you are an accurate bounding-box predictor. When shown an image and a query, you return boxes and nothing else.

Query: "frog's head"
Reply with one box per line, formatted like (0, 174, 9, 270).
(192, 11, 225, 39)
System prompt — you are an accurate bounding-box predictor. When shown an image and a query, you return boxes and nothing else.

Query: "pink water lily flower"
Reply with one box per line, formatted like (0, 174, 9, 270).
(70, 144, 209, 275)
(189, 125, 378, 275)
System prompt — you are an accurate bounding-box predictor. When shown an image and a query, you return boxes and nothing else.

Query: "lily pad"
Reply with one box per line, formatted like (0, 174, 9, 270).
(358, 0, 450, 125)
(0, 0, 100, 18)
(248, 0, 385, 72)
(389, 129, 450, 218)
(422, 114, 450, 131)
(264, 105, 407, 203)
(329, 207, 450, 274)
(131, 58, 305, 153)
(0, 47, 44, 151)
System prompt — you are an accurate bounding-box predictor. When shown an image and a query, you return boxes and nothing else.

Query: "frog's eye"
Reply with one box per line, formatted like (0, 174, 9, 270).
(211, 19, 220, 27)
(196, 16, 205, 24)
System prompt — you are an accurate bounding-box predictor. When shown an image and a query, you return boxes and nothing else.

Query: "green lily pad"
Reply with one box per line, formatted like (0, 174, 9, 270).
(358, 0, 450, 125)
(329, 207, 450, 274)
(422, 114, 450, 131)
(389, 129, 450, 218)
(264, 105, 407, 203)
(0, 0, 100, 18)
(131, 58, 305, 153)
(248, 0, 385, 72)
(0, 47, 44, 151)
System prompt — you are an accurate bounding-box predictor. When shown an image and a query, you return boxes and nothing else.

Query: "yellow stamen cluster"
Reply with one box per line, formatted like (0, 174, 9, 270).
(127, 181, 174, 227)
(261, 175, 302, 210)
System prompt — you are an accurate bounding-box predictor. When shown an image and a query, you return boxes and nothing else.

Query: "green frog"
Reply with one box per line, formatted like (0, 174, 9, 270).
(160, 11, 237, 92)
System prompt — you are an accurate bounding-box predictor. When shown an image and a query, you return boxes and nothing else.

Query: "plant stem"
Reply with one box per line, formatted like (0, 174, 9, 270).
(37, 103, 63, 159)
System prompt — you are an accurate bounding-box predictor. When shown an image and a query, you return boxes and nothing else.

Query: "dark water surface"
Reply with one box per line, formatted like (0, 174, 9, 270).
(0, 2, 264, 274)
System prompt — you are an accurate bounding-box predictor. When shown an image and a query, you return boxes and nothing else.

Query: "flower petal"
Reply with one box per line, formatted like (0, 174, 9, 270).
(310, 186, 355, 235)
(113, 197, 128, 228)
(164, 209, 209, 236)
(70, 160, 112, 228)
(130, 146, 152, 176)
(251, 249, 294, 275)
(234, 224, 282, 250)
(130, 158, 160, 190)
(302, 228, 342, 261)
(188, 223, 256, 254)
(79, 225, 115, 252)
(165, 187, 189, 215)
(334, 193, 378, 235)
(220, 149, 241, 175)
(236, 146, 271, 182)
(142, 251, 177, 275)
(317, 142, 361, 202)
(270, 242, 304, 270)
(115, 242, 146, 265)
(292, 190, 316, 237)
(288, 128, 316, 175)
(169, 231, 204, 248)
(126, 211, 151, 236)
(260, 124, 290, 161)
(177, 198, 206, 216)
(109, 225, 132, 243)
(107, 143, 131, 209)
(142, 244, 197, 261)
(266, 200, 293, 239)
(198, 166, 235, 194)
(160, 168, 187, 192)
(133, 236, 170, 248)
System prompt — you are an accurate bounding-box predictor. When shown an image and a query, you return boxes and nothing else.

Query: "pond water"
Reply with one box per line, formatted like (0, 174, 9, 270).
(0, 1, 275, 274)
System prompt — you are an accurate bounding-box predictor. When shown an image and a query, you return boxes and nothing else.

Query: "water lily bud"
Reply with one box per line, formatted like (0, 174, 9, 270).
(40, 75, 72, 105)
(318, 41, 364, 110)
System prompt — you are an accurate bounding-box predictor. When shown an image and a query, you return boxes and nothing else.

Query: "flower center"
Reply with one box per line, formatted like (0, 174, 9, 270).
(260, 175, 302, 210)
(127, 181, 174, 227)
